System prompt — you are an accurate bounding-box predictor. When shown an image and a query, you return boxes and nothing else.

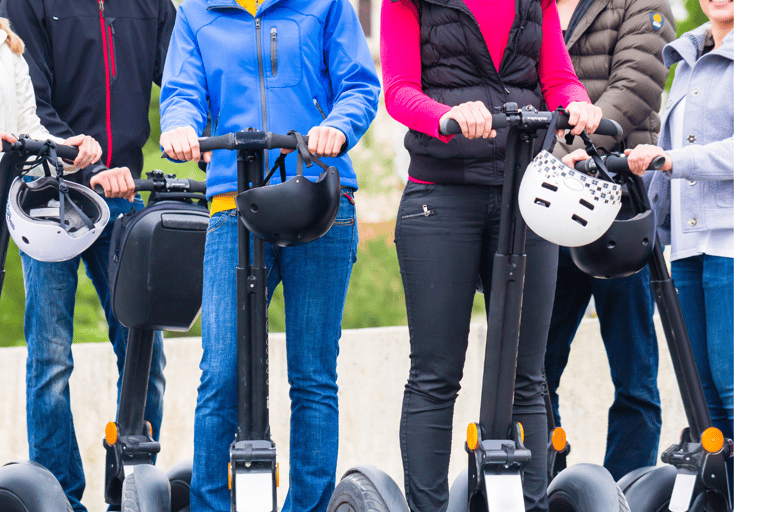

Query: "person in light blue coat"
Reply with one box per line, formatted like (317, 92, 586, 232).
(159, 1, 380, 511)
(566, 0, 735, 498)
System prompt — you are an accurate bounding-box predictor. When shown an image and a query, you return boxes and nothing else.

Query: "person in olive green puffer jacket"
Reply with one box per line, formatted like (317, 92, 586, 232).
(544, 0, 676, 481)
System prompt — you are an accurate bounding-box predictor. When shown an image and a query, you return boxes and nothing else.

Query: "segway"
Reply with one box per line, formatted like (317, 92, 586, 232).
(160, 128, 340, 512)
(327, 104, 629, 512)
(571, 153, 733, 512)
(98, 170, 209, 512)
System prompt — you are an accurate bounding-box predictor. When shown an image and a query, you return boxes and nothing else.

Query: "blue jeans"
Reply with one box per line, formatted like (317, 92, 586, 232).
(191, 191, 357, 512)
(544, 247, 661, 480)
(22, 196, 166, 512)
(671, 255, 734, 494)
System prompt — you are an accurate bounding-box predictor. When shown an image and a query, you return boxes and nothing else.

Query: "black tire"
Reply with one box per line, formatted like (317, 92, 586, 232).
(167, 459, 193, 512)
(547, 463, 629, 512)
(619, 465, 677, 512)
(0, 461, 73, 512)
(123, 472, 142, 512)
(327, 472, 389, 512)
(122, 465, 171, 512)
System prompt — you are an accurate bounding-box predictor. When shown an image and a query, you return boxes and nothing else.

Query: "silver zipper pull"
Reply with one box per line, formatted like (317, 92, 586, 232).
(422, 205, 434, 216)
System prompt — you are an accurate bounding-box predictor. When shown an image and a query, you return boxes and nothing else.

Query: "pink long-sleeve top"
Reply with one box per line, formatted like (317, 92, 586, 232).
(381, 0, 590, 141)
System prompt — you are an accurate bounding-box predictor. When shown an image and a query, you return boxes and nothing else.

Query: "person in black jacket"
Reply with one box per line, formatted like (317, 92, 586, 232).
(0, 2, 176, 511)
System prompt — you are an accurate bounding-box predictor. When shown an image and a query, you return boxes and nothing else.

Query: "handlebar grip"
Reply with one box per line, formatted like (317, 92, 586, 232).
(2, 138, 80, 161)
(554, 116, 623, 138)
(439, 113, 509, 136)
(198, 134, 236, 153)
(574, 154, 666, 173)
(132, 179, 155, 192)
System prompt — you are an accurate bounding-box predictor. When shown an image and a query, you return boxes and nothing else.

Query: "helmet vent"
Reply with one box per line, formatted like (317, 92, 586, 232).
(22, 236, 30, 245)
(606, 240, 616, 249)
(541, 182, 558, 192)
(642, 238, 650, 246)
(579, 199, 595, 211)
(534, 198, 551, 208)
(571, 214, 588, 227)
(250, 204, 258, 213)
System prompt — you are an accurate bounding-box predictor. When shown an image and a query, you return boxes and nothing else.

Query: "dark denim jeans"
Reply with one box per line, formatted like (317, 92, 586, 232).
(190, 191, 357, 512)
(21, 196, 166, 512)
(544, 247, 661, 480)
(395, 181, 558, 512)
(671, 254, 734, 497)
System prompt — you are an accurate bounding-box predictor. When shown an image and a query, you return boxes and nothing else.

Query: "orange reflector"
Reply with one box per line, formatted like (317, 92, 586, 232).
(105, 422, 118, 446)
(701, 427, 724, 453)
(228, 463, 232, 490)
(518, 422, 524, 444)
(276, 462, 280, 487)
(551, 427, 567, 452)
(467, 423, 479, 451)
(145, 421, 153, 439)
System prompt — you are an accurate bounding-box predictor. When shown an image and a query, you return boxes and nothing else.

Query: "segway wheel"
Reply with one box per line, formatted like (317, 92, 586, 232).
(122, 465, 171, 512)
(0, 461, 74, 512)
(619, 465, 676, 512)
(327, 472, 389, 512)
(547, 463, 629, 512)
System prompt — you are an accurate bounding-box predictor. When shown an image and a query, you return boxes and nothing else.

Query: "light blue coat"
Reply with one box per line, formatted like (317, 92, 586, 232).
(646, 23, 733, 246)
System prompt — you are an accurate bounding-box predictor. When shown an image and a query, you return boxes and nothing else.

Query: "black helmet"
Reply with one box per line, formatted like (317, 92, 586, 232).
(236, 135, 340, 247)
(569, 173, 655, 279)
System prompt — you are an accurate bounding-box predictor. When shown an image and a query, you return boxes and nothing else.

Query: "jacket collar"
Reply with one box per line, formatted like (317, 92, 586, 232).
(565, 0, 609, 50)
(663, 22, 734, 68)
(207, 0, 281, 14)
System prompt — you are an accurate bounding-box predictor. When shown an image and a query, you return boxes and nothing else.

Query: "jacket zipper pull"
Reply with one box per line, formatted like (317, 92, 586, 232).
(99, 0, 104, 12)
(313, 99, 327, 119)
(422, 205, 434, 216)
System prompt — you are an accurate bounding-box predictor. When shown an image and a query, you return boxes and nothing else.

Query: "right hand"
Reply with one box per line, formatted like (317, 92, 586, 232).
(562, 149, 590, 169)
(90, 167, 136, 202)
(160, 126, 211, 163)
(1, 131, 18, 147)
(438, 101, 496, 140)
(62, 134, 102, 169)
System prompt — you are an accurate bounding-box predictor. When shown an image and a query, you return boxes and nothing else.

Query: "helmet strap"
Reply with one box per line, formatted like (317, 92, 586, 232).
(260, 131, 335, 187)
(58, 181, 95, 232)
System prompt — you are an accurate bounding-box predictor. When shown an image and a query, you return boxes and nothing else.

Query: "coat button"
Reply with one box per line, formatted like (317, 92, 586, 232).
(688, 180, 696, 185)
(688, 218, 698, 227)
(691, 87, 700, 96)
(688, 134, 697, 143)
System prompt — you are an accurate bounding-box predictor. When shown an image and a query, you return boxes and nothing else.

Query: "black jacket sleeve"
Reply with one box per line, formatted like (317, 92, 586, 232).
(154, 0, 177, 87)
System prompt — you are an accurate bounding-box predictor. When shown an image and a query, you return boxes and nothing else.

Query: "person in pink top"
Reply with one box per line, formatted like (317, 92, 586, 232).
(381, 0, 601, 510)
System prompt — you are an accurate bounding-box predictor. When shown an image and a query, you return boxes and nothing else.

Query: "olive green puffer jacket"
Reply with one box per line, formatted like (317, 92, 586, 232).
(554, 0, 676, 158)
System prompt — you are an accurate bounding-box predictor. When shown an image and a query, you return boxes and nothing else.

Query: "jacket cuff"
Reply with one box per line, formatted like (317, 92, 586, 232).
(82, 163, 109, 187)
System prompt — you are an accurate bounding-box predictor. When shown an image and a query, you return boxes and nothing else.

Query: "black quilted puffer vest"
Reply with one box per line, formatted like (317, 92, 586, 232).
(403, 0, 545, 185)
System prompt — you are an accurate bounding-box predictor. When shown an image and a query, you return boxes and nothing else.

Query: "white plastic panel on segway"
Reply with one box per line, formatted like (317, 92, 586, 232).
(484, 473, 525, 512)
(668, 473, 696, 512)
(235, 471, 273, 512)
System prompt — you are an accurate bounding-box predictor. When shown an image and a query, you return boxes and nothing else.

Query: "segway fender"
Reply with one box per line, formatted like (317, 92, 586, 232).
(167, 459, 193, 512)
(0, 461, 74, 512)
(337, 465, 409, 512)
(548, 463, 629, 512)
(446, 469, 469, 512)
(620, 465, 678, 512)
(123, 464, 171, 512)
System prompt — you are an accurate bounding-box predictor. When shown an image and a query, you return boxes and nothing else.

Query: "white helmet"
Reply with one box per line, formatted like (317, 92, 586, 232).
(5, 176, 109, 262)
(519, 151, 622, 247)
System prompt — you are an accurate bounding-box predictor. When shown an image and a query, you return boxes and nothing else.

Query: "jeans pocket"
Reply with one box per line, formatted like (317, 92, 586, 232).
(207, 210, 232, 234)
(333, 189, 356, 227)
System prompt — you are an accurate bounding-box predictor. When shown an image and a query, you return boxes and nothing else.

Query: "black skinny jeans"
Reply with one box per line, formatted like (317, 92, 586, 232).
(395, 181, 558, 512)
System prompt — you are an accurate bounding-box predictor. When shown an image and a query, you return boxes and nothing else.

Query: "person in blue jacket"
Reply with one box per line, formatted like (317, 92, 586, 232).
(159, 1, 379, 511)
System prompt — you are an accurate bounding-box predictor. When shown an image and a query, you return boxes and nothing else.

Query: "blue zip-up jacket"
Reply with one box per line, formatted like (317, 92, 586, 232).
(646, 23, 734, 246)
(160, 0, 380, 198)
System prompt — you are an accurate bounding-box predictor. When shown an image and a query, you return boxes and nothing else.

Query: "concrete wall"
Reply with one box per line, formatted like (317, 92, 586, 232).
(0, 319, 685, 511)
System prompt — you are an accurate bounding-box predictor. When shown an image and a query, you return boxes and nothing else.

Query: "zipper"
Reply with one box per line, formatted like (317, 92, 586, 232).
(270, 27, 277, 77)
(401, 205, 436, 219)
(313, 99, 327, 119)
(98, 0, 113, 167)
(255, 18, 269, 172)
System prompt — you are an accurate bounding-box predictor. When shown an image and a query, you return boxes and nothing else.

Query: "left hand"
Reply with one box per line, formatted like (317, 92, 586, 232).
(63, 134, 102, 169)
(302, 126, 346, 158)
(624, 144, 673, 176)
(90, 167, 136, 201)
(557, 101, 603, 138)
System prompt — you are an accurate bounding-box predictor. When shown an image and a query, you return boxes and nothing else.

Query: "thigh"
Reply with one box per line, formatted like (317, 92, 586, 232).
(395, 182, 489, 394)
(702, 255, 734, 419)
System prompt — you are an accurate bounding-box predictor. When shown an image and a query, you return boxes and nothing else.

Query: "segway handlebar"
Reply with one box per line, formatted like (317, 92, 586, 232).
(2, 137, 80, 161)
(92, 175, 207, 195)
(573, 154, 666, 174)
(161, 130, 310, 159)
(438, 107, 623, 139)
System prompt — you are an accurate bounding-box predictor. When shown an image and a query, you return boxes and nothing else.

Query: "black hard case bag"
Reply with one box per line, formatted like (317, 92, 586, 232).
(108, 200, 209, 331)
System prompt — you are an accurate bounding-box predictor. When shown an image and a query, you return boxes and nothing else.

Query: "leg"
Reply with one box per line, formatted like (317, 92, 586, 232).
(82, 196, 166, 439)
(21, 252, 87, 512)
(190, 210, 240, 512)
(543, 248, 593, 426)
(592, 266, 661, 480)
(278, 190, 358, 512)
(395, 182, 488, 512)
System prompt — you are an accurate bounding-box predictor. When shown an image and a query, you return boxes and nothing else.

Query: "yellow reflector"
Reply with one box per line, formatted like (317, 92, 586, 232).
(228, 463, 232, 490)
(276, 462, 280, 487)
(467, 423, 479, 451)
(701, 427, 724, 453)
(518, 422, 524, 444)
(145, 421, 153, 438)
(105, 422, 118, 446)
(551, 427, 567, 452)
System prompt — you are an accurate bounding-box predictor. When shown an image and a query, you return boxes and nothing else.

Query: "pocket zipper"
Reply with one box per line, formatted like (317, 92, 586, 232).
(402, 205, 436, 219)
(270, 27, 277, 77)
(313, 98, 327, 119)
